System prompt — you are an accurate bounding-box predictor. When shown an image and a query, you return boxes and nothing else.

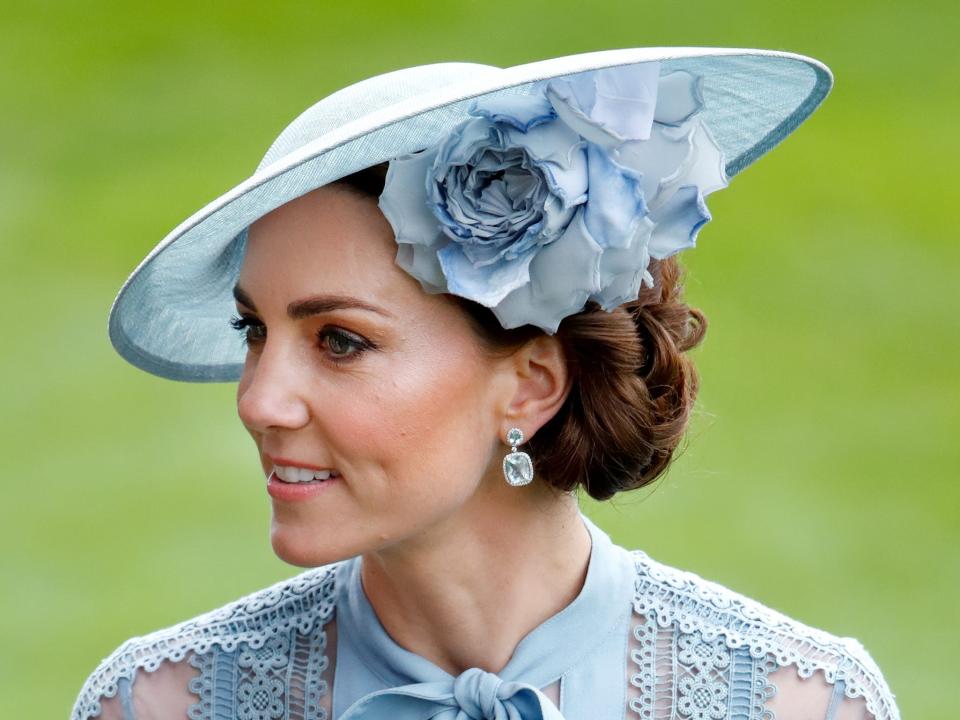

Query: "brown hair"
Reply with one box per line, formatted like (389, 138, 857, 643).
(334, 164, 706, 501)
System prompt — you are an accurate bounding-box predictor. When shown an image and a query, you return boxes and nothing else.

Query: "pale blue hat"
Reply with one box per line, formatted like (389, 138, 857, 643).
(108, 47, 832, 382)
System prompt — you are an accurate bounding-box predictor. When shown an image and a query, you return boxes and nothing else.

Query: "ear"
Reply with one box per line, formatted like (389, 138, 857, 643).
(501, 335, 572, 442)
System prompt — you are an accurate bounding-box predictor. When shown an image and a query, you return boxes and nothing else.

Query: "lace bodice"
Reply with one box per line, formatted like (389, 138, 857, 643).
(72, 517, 899, 720)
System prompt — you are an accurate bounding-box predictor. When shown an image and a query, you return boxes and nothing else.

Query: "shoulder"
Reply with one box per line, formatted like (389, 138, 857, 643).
(71, 562, 341, 720)
(628, 548, 900, 720)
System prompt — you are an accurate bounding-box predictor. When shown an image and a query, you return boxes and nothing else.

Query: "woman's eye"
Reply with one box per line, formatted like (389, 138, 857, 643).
(318, 327, 374, 363)
(229, 314, 266, 345)
(229, 316, 374, 363)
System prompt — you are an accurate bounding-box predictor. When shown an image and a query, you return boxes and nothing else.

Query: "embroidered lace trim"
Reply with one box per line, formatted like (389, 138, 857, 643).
(71, 563, 339, 720)
(186, 622, 330, 720)
(72, 549, 899, 720)
(628, 550, 899, 720)
(629, 610, 778, 720)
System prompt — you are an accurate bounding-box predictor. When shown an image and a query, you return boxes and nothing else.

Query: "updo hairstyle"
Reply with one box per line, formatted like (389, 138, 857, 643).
(334, 163, 707, 501)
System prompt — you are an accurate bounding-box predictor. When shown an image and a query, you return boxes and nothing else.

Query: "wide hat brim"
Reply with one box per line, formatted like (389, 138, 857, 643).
(109, 46, 832, 382)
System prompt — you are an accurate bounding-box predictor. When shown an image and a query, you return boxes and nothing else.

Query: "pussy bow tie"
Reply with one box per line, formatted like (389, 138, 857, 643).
(338, 667, 566, 720)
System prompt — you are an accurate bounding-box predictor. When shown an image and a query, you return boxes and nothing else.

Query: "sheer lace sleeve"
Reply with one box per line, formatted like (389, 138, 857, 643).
(85, 658, 198, 720)
(766, 664, 869, 720)
(71, 564, 338, 720)
(627, 549, 900, 720)
(765, 636, 897, 720)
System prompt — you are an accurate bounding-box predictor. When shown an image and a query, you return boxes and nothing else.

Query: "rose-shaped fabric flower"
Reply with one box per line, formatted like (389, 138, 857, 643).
(379, 61, 728, 332)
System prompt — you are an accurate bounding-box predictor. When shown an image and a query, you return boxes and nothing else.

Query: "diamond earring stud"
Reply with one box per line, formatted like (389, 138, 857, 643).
(502, 427, 534, 486)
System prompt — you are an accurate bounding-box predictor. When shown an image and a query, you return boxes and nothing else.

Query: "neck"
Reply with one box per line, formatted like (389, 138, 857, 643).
(359, 474, 592, 676)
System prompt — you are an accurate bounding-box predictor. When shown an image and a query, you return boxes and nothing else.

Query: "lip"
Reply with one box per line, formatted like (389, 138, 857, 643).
(266, 470, 340, 502)
(265, 454, 337, 472)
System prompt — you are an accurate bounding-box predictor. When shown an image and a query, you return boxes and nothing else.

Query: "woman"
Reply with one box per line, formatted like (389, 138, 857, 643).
(73, 48, 900, 720)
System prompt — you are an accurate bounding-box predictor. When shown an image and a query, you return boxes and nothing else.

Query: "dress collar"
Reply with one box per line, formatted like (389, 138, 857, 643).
(333, 510, 636, 705)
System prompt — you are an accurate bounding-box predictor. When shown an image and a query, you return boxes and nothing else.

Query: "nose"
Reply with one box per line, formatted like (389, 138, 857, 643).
(237, 339, 311, 433)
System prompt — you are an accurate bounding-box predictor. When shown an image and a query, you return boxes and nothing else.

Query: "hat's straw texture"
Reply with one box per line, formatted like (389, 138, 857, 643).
(108, 48, 831, 382)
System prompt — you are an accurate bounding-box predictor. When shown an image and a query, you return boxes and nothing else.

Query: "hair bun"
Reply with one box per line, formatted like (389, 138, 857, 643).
(527, 256, 706, 500)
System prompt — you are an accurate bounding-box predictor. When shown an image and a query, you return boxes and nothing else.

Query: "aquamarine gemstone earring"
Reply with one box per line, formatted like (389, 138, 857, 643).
(503, 427, 534, 486)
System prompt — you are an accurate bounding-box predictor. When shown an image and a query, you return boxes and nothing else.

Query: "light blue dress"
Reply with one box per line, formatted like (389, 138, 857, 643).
(71, 513, 900, 720)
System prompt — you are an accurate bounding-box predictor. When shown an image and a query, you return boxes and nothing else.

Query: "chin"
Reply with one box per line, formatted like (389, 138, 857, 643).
(270, 522, 351, 568)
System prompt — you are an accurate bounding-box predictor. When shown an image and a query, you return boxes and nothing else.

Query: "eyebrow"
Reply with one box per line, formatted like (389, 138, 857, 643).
(233, 285, 395, 320)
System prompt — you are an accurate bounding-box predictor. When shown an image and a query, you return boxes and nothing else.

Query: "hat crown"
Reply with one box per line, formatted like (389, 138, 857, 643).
(257, 62, 502, 171)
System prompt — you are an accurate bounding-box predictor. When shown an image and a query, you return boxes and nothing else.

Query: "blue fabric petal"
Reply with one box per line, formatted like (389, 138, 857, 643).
(379, 149, 446, 248)
(647, 185, 711, 259)
(629, 119, 726, 215)
(491, 210, 602, 332)
(458, 221, 545, 268)
(545, 82, 622, 152)
(428, 125, 494, 240)
(498, 122, 588, 208)
(469, 94, 557, 132)
(550, 71, 597, 116)
(653, 70, 704, 126)
(545, 63, 659, 147)
(395, 242, 448, 294)
(438, 243, 537, 306)
(587, 63, 660, 140)
(432, 117, 500, 174)
(503, 120, 583, 171)
(614, 121, 694, 204)
(583, 143, 647, 250)
(538, 194, 578, 242)
(592, 217, 655, 310)
(674, 121, 729, 196)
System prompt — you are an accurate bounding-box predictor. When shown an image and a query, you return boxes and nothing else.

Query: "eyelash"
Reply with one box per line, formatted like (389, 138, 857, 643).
(229, 315, 265, 344)
(228, 315, 376, 365)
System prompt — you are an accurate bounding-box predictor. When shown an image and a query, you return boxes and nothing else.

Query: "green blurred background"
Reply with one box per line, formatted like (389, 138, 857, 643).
(1, 0, 956, 717)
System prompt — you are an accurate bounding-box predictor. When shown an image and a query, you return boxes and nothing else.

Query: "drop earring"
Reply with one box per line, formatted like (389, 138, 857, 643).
(502, 427, 534, 486)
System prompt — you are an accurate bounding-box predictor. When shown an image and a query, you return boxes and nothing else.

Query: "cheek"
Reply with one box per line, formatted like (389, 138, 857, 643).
(333, 347, 496, 503)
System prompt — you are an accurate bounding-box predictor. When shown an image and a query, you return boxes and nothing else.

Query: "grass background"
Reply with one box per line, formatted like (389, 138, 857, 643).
(1, 1, 956, 717)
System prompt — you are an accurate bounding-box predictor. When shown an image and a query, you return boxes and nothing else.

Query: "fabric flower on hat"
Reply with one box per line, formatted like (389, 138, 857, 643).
(378, 61, 729, 333)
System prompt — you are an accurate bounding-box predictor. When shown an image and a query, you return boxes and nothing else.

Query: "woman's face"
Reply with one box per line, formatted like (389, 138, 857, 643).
(235, 184, 516, 567)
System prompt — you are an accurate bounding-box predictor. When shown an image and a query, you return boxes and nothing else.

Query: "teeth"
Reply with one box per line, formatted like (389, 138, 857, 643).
(273, 465, 340, 483)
